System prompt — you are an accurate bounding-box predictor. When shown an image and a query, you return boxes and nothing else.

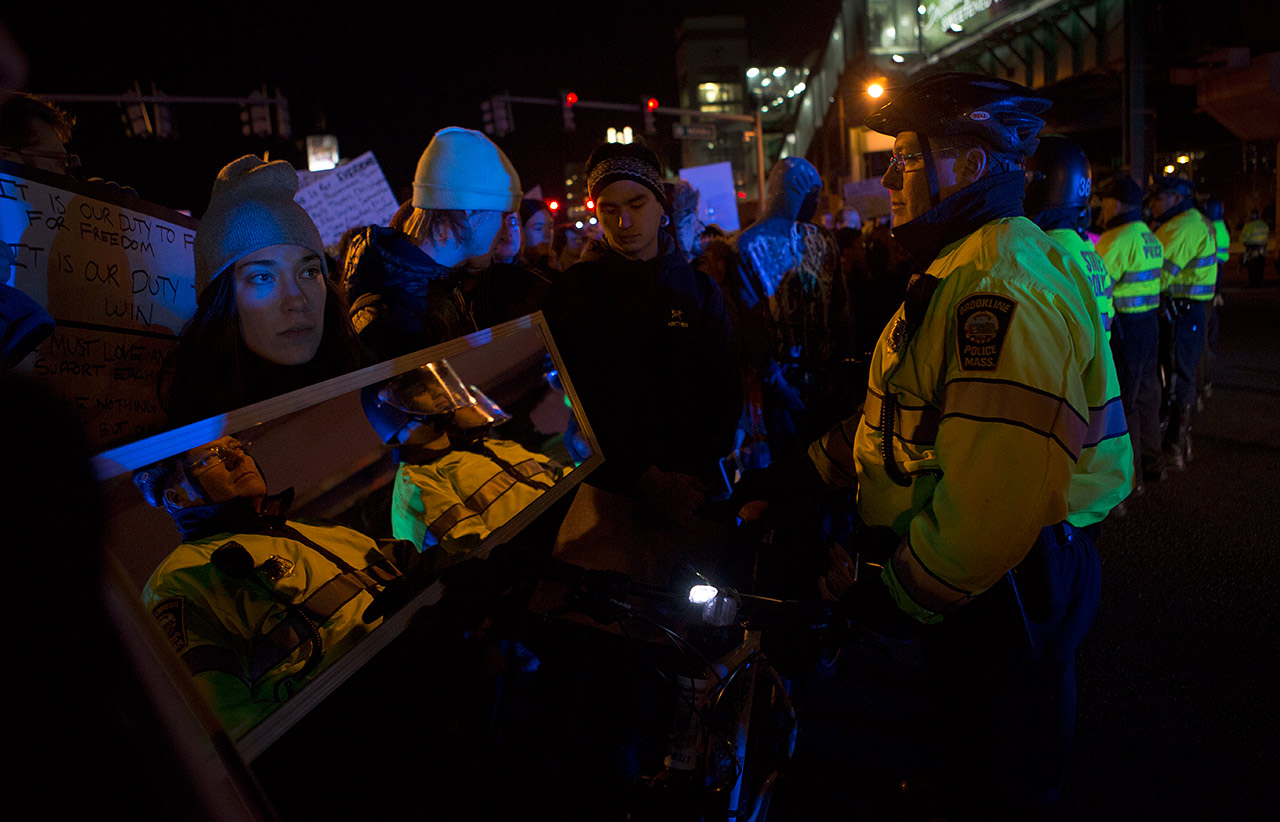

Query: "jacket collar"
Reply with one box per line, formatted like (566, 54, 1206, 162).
(177, 488, 295, 540)
(890, 171, 1026, 268)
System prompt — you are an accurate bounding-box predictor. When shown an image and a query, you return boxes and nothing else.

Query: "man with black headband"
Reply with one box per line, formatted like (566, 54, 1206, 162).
(807, 73, 1132, 816)
(544, 142, 739, 523)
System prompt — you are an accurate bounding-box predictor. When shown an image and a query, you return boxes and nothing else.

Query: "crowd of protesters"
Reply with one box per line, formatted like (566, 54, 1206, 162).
(3, 79, 1275, 822)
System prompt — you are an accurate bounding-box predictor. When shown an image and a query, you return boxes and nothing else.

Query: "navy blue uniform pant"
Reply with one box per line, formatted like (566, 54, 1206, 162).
(920, 522, 1102, 819)
(1171, 300, 1207, 407)
(1112, 310, 1163, 473)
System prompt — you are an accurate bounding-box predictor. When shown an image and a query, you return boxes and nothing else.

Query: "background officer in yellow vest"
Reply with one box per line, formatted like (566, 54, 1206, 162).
(1096, 175, 1167, 487)
(1148, 175, 1217, 469)
(808, 72, 1132, 818)
(1198, 197, 1229, 409)
(1241, 208, 1270, 287)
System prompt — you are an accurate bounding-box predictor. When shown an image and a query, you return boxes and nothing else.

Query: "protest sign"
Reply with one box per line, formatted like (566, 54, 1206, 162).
(295, 151, 399, 250)
(2, 160, 198, 448)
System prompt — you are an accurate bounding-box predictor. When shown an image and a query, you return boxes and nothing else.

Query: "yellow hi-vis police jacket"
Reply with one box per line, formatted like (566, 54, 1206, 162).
(142, 521, 399, 738)
(1046, 227, 1113, 339)
(1096, 221, 1164, 315)
(809, 217, 1132, 622)
(392, 438, 566, 558)
(1157, 209, 1218, 301)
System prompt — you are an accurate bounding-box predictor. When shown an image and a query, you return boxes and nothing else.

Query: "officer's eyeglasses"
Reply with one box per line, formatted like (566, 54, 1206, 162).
(886, 146, 963, 174)
(185, 439, 251, 474)
(0, 145, 81, 176)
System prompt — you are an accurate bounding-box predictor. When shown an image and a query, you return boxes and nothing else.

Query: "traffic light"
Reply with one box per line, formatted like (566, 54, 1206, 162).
(240, 88, 272, 138)
(562, 90, 578, 132)
(644, 97, 658, 135)
(480, 96, 512, 136)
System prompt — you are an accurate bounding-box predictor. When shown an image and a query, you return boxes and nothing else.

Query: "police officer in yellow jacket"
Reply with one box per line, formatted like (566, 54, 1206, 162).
(1149, 175, 1217, 468)
(809, 73, 1132, 817)
(1241, 209, 1269, 287)
(1096, 175, 1166, 485)
(1025, 134, 1114, 340)
(363, 360, 567, 566)
(135, 437, 409, 739)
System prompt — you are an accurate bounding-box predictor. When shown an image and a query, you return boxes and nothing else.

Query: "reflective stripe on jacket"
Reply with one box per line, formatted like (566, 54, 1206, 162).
(809, 217, 1132, 620)
(392, 438, 565, 557)
(1157, 209, 1218, 301)
(1096, 221, 1164, 315)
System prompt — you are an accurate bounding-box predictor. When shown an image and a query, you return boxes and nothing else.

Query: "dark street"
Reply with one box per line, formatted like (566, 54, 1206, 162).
(1065, 265, 1280, 818)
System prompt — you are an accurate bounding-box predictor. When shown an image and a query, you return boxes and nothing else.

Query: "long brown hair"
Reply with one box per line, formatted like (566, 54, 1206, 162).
(158, 266, 369, 426)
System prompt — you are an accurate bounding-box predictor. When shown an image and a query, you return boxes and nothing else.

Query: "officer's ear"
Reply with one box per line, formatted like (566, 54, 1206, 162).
(952, 145, 988, 186)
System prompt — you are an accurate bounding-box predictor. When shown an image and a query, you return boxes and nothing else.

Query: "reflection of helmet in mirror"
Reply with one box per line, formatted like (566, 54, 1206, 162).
(467, 386, 511, 426)
(363, 360, 486, 445)
(1024, 135, 1092, 216)
(382, 360, 476, 416)
(865, 72, 1050, 157)
(133, 459, 206, 516)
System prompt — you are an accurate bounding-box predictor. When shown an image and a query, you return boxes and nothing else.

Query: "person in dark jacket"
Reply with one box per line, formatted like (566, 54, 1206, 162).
(543, 142, 740, 522)
(342, 127, 521, 360)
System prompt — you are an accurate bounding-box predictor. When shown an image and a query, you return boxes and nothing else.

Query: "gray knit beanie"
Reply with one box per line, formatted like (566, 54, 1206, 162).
(412, 127, 522, 213)
(194, 156, 325, 296)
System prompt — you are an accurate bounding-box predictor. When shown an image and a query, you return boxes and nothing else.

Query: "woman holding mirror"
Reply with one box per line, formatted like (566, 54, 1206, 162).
(159, 156, 367, 426)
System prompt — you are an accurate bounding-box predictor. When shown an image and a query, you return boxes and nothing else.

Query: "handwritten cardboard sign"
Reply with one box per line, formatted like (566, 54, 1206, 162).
(295, 151, 400, 250)
(2, 160, 199, 448)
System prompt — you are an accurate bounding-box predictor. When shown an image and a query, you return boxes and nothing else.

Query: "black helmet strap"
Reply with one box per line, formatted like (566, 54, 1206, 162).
(922, 137, 943, 210)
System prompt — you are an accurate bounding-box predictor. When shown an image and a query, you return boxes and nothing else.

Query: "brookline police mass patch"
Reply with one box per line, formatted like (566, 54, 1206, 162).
(152, 597, 188, 653)
(955, 293, 1017, 370)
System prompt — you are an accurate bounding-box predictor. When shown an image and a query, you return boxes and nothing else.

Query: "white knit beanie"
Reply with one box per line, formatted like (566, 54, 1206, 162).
(412, 127, 522, 212)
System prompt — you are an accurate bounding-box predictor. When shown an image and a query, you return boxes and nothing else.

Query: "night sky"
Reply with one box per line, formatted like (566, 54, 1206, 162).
(4, 2, 840, 212)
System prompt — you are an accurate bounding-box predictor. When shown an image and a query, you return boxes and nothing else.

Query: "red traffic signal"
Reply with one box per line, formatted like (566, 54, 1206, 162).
(645, 97, 659, 111)
(548, 200, 560, 211)
(585, 198, 595, 210)
(565, 91, 579, 107)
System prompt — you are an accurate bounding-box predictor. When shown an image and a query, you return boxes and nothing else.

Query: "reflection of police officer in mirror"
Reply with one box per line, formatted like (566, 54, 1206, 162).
(135, 436, 416, 738)
(364, 360, 568, 565)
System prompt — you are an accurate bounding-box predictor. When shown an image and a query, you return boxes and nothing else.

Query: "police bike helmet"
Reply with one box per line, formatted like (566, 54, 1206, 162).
(362, 360, 496, 446)
(1204, 197, 1224, 222)
(865, 72, 1050, 155)
(1024, 134, 1092, 217)
(866, 72, 1050, 208)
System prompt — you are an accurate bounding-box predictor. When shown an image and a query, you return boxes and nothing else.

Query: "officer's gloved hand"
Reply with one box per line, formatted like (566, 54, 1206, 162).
(837, 565, 919, 642)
